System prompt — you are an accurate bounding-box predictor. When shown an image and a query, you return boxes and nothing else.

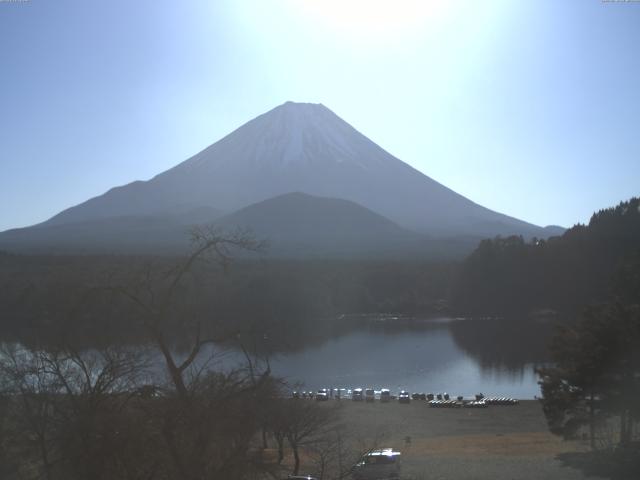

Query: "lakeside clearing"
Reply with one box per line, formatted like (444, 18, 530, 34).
(284, 400, 601, 480)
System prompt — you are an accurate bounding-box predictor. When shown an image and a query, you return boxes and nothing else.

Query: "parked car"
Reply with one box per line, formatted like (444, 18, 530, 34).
(352, 388, 364, 401)
(352, 448, 401, 480)
(316, 388, 329, 401)
(365, 388, 375, 402)
(398, 390, 410, 403)
(380, 388, 391, 403)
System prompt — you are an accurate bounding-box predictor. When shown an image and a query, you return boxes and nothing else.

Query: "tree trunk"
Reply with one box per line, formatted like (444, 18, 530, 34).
(275, 435, 284, 464)
(589, 392, 595, 450)
(156, 336, 188, 398)
(620, 409, 629, 445)
(292, 444, 300, 476)
(38, 434, 53, 480)
(162, 410, 192, 480)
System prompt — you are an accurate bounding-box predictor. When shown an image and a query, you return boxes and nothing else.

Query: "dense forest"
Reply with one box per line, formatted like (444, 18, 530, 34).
(0, 251, 455, 350)
(1, 198, 638, 352)
(452, 198, 640, 316)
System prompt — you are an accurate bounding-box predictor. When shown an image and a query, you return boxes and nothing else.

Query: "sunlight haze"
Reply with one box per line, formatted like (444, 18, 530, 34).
(0, 0, 638, 231)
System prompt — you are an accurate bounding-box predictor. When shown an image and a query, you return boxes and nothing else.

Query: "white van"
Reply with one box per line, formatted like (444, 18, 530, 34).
(352, 449, 401, 480)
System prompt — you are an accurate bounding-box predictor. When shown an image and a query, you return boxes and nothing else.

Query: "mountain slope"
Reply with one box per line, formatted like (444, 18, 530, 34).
(220, 192, 406, 237)
(0, 193, 481, 258)
(217, 192, 427, 257)
(0, 207, 222, 254)
(38, 101, 552, 238)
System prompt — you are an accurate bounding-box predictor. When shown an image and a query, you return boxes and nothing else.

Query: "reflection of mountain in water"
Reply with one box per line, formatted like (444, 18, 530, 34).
(449, 317, 553, 371)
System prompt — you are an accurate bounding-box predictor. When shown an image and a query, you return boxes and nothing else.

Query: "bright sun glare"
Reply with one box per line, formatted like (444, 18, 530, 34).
(290, 0, 454, 38)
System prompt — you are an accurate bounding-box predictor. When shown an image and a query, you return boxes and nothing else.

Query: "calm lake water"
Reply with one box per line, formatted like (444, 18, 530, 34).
(4, 317, 549, 399)
(200, 317, 549, 399)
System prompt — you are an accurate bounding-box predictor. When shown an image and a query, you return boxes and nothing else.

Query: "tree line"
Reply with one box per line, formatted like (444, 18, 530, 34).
(452, 197, 640, 316)
(531, 200, 640, 473)
(0, 227, 378, 480)
(0, 250, 456, 351)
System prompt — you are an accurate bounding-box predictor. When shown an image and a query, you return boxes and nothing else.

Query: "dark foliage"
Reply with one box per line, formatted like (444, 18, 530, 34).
(557, 448, 640, 480)
(0, 255, 456, 351)
(453, 197, 640, 315)
(0, 228, 345, 480)
(537, 303, 640, 447)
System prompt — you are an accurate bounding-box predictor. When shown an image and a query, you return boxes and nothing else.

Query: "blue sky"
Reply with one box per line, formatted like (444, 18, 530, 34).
(1, 0, 639, 231)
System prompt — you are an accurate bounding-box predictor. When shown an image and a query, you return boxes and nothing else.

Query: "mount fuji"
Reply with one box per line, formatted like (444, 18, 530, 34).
(0, 101, 562, 255)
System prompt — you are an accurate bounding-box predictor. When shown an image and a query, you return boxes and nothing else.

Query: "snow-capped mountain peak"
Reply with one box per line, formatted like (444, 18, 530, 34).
(178, 101, 383, 173)
(39, 101, 547, 239)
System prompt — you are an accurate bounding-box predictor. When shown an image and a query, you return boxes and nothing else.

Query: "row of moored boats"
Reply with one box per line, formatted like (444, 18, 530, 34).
(291, 389, 519, 406)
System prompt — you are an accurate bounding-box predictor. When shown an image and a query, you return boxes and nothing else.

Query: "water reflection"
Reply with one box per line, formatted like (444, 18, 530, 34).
(5, 316, 553, 399)
(449, 317, 553, 370)
(201, 317, 550, 399)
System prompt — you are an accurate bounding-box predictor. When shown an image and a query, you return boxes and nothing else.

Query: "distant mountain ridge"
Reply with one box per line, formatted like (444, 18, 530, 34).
(217, 192, 427, 257)
(0, 207, 222, 254)
(0, 192, 480, 258)
(0, 101, 564, 256)
(220, 192, 405, 237)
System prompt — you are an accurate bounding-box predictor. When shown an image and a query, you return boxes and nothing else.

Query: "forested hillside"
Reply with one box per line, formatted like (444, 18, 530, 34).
(452, 198, 640, 315)
(0, 253, 455, 350)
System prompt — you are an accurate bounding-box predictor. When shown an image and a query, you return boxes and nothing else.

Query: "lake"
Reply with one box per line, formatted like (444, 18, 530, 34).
(200, 317, 550, 399)
(3, 317, 550, 399)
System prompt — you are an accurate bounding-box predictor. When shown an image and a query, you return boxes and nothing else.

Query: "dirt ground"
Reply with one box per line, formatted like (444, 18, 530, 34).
(298, 400, 609, 480)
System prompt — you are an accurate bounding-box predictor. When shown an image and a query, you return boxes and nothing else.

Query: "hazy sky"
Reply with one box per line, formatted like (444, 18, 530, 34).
(1, 0, 639, 231)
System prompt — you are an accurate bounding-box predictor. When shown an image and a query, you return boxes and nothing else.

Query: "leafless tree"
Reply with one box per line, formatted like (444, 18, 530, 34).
(1, 226, 366, 480)
(281, 400, 338, 476)
(0, 343, 148, 480)
(108, 226, 264, 397)
(309, 425, 385, 480)
(267, 399, 384, 480)
(104, 226, 280, 479)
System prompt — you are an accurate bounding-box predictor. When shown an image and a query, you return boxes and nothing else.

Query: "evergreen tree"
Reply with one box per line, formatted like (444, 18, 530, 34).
(538, 302, 640, 448)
